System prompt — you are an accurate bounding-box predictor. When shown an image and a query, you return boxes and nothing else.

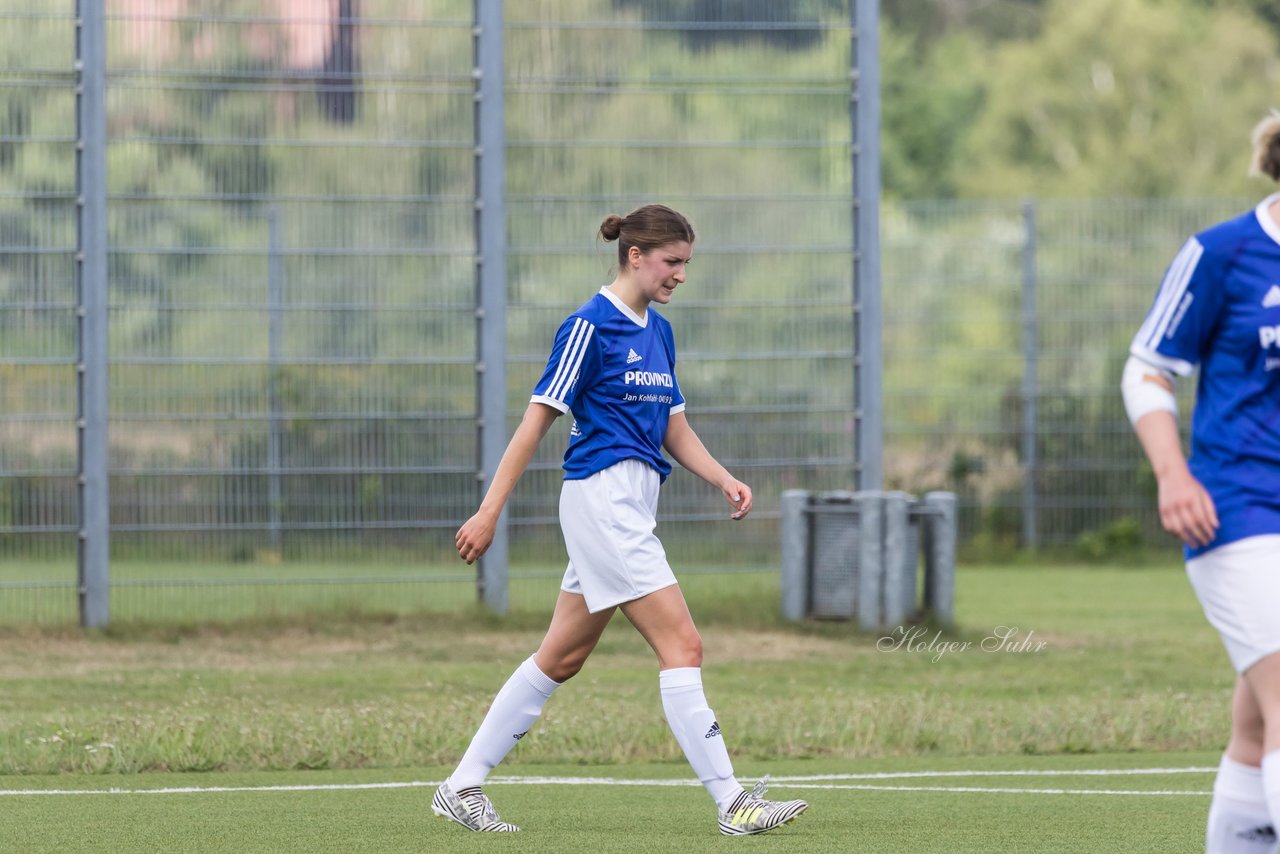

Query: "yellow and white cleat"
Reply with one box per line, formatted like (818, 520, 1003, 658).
(717, 776, 808, 836)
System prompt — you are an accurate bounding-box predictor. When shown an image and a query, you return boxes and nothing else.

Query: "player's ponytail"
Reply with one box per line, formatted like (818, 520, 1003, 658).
(1249, 111, 1280, 182)
(599, 215, 625, 242)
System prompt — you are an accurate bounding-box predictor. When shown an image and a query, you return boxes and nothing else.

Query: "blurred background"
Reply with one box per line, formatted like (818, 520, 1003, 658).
(2, 0, 1278, 624)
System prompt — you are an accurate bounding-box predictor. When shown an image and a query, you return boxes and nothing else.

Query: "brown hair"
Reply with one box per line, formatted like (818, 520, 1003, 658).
(1250, 111, 1280, 182)
(598, 204, 695, 266)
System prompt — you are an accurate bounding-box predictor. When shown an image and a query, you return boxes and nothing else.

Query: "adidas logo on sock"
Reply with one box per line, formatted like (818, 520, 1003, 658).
(704, 721, 721, 739)
(626, 348, 643, 364)
(512, 731, 528, 741)
(1237, 825, 1277, 843)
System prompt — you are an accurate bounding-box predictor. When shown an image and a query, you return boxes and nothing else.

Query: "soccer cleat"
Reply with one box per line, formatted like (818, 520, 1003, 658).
(717, 776, 808, 836)
(432, 780, 520, 832)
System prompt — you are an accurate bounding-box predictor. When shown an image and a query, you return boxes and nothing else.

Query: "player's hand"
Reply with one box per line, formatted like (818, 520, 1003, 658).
(1156, 468, 1218, 548)
(456, 509, 499, 564)
(721, 478, 753, 521)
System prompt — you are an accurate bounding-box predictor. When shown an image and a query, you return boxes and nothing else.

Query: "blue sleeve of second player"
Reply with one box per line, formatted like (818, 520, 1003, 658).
(1130, 236, 1227, 376)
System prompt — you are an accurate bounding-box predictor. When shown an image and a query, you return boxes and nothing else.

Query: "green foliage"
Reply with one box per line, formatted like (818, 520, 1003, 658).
(1076, 516, 1144, 561)
(880, 28, 985, 198)
(958, 0, 1280, 198)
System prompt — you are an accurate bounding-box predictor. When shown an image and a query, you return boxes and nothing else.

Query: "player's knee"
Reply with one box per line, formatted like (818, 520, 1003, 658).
(541, 648, 590, 683)
(665, 631, 703, 668)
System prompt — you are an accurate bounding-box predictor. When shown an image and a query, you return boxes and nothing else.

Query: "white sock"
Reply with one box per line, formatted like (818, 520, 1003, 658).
(659, 667, 745, 811)
(1207, 754, 1278, 853)
(448, 655, 560, 789)
(1264, 752, 1280, 835)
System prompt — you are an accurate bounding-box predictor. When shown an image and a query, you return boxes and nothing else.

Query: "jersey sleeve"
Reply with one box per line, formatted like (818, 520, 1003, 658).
(660, 318, 686, 415)
(530, 314, 598, 413)
(1129, 236, 1227, 376)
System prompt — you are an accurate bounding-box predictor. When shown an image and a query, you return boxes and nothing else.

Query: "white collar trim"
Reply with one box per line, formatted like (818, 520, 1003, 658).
(1255, 193, 1280, 246)
(600, 286, 648, 327)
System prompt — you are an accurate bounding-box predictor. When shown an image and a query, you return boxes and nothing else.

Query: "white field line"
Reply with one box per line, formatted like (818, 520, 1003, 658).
(0, 767, 1215, 798)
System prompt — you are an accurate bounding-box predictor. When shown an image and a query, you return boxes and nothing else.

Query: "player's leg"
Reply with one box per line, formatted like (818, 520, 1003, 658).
(620, 585, 807, 835)
(1246, 652, 1280, 847)
(1188, 536, 1280, 851)
(435, 591, 614, 832)
(1206, 677, 1275, 853)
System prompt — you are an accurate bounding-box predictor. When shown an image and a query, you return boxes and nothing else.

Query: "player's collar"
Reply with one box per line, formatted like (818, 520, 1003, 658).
(1254, 192, 1280, 246)
(599, 286, 648, 328)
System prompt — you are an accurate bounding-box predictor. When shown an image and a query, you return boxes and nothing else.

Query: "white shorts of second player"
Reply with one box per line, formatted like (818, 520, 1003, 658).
(559, 458, 678, 613)
(1186, 535, 1280, 674)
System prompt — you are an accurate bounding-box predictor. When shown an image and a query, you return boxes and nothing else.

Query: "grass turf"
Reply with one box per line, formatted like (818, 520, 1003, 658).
(1, 753, 1217, 853)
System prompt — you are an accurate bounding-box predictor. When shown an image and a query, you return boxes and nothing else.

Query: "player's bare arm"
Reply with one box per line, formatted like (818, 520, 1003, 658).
(456, 402, 561, 564)
(662, 411, 752, 520)
(1131, 409, 1218, 548)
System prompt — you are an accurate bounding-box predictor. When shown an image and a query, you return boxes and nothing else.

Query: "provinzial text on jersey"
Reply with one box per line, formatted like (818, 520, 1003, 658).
(623, 370, 674, 387)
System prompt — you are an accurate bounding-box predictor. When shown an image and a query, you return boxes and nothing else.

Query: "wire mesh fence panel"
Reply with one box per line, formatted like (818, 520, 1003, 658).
(98, 1, 478, 621)
(502, 2, 859, 610)
(879, 197, 1245, 553)
(0, 0, 80, 620)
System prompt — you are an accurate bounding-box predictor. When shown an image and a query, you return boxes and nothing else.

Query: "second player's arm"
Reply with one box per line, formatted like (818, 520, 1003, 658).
(1131, 402, 1218, 549)
(456, 402, 561, 564)
(662, 411, 752, 519)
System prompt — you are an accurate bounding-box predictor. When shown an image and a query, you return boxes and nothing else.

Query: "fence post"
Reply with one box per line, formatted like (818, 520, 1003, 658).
(267, 207, 284, 552)
(76, 0, 109, 628)
(1021, 198, 1039, 550)
(474, 0, 508, 614)
(852, 0, 882, 492)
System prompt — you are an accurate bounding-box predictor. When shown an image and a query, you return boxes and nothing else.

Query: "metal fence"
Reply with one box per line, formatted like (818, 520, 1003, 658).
(0, 1, 1220, 626)
(1, 0, 874, 623)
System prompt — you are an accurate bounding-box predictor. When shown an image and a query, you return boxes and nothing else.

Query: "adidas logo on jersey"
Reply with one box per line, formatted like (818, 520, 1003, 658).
(704, 721, 721, 739)
(1264, 285, 1280, 308)
(626, 348, 643, 364)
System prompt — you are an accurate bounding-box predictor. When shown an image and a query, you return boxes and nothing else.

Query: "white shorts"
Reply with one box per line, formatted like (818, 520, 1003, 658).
(1185, 535, 1280, 674)
(559, 458, 678, 613)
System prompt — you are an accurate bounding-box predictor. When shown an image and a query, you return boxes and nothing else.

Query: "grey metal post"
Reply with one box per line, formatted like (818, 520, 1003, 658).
(474, 0, 508, 614)
(852, 0, 883, 491)
(267, 207, 284, 551)
(922, 491, 957, 626)
(1021, 199, 1038, 550)
(76, 0, 109, 628)
(779, 490, 811, 621)
(881, 491, 915, 628)
(854, 491, 883, 631)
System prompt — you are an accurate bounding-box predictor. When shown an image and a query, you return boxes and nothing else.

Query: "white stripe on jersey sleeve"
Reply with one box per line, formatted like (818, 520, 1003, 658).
(1128, 343, 1194, 377)
(544, 318, 586, 399)
(1135, 237, 1203, 351)
(546, 318, 594, 402)
(529, 394, 570, 413)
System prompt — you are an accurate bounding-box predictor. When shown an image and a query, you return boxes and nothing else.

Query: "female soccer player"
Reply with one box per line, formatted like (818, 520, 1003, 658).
(432, 204, 808, 836)
(1124, 115, 1280, 854)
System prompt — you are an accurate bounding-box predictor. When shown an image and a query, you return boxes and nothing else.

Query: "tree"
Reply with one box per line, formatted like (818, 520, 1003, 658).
(958, 0, 1280, 198)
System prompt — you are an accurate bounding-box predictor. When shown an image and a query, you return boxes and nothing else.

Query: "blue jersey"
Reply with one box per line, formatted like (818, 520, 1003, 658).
(1130, 194, 1280, 557)
(531, 287, 686, 481)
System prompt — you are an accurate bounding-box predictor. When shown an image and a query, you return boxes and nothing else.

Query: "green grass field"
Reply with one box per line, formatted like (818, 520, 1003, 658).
(2, 754, 1219, 852)
(0, 561, 1237, 852)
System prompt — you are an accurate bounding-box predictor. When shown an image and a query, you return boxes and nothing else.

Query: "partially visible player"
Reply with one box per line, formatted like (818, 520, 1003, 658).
(1123, 114, 1280, 853)
(432, 204, 808, 837)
